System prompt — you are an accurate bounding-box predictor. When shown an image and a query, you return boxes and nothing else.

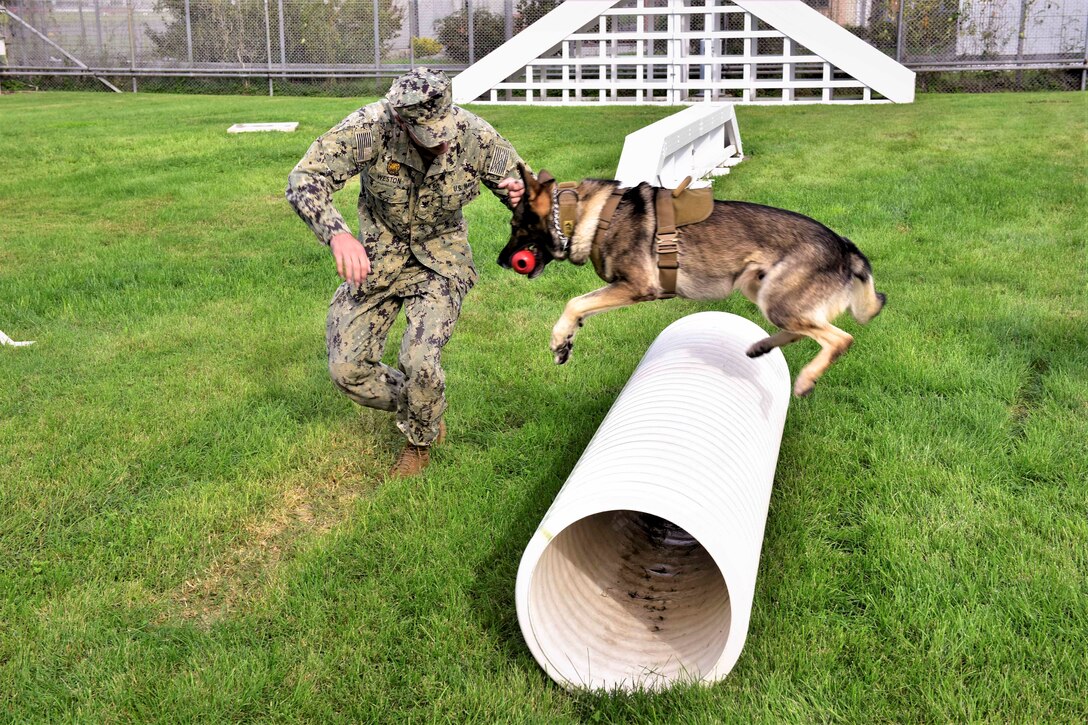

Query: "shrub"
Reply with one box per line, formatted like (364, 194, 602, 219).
(412, 36, 443, 59)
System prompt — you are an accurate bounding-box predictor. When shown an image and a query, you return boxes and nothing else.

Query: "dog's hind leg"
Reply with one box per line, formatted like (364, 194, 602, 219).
(746, 331, 804, 358)
(551, 282, 649, 364)
(791, 323, 854, 397)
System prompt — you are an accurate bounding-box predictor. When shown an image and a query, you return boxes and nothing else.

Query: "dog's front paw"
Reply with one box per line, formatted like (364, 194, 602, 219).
(793, 378, 816, 398)
(551, 323, 576, 365)
(552, 340, 573, 365)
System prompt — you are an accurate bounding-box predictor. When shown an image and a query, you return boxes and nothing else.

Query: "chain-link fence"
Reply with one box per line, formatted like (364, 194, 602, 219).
(1, 0, 1085, 95)
(820, 0, 1088, 91)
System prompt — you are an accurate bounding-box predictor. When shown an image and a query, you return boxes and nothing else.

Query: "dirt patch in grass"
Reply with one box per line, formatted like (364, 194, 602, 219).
(162, 413, 397, 627)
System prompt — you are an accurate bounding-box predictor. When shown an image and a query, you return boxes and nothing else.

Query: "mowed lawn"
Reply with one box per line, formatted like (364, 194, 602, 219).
(1, 90, 1085, 722)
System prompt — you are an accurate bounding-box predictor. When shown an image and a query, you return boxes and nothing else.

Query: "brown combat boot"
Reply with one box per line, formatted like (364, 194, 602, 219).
(389, 443, 430, 478)
(388, 421, 445, 478)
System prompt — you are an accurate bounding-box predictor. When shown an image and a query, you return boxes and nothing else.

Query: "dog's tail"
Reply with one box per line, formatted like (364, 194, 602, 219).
(843, 238, 886, 324)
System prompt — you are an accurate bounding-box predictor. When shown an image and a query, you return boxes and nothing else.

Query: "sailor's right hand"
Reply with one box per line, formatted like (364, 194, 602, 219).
(330, 232, 371, 286)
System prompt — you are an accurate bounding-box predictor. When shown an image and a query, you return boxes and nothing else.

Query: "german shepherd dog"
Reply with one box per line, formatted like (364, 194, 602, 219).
(497, 163, 886, 397)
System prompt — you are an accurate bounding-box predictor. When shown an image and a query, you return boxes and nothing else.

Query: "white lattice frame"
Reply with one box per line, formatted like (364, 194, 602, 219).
(480, 0, 885, 105)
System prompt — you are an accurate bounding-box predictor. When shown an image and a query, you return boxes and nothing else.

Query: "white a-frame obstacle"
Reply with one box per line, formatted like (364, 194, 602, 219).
(453, 0, 915, 106)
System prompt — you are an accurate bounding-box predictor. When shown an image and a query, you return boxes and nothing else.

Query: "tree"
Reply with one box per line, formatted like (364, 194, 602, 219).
(149, 0, 403, 66)
(148, 0, 264, 66)
(902, 0, 961, 58)
(515, 0, 560, 33)
(435, 5, 506, 64)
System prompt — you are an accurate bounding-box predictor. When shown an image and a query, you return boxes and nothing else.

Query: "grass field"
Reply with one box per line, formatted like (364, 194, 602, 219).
(1, 90, 1086, 722)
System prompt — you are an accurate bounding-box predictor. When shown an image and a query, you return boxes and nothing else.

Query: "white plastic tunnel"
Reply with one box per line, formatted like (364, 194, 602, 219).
(515, 312, 792, 690)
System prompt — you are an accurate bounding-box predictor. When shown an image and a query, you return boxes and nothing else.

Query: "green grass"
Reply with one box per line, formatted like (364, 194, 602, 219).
(1, 90, 1085, 722)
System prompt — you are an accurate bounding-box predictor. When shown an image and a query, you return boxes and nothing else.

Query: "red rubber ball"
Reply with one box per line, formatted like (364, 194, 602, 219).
(512, 249, 536, 275)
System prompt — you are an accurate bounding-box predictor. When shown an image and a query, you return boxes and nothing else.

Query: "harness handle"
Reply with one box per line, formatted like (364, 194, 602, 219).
(671, 175, 693, 198)
(656, 188, 679, 298)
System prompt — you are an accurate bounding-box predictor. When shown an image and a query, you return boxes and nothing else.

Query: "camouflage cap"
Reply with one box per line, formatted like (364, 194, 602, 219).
(386, 67, 455, 148)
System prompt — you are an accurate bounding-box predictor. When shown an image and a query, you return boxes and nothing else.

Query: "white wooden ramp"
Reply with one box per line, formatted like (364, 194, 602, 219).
(615, 104, 743, 188)
(453, 0, 915, 105)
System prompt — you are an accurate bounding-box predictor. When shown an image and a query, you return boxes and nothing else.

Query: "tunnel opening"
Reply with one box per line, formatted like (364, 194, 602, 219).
(527, 510, 731, 690)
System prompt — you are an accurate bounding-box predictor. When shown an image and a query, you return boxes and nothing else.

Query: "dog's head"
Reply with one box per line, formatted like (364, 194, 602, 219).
(497, 162, 563, 279)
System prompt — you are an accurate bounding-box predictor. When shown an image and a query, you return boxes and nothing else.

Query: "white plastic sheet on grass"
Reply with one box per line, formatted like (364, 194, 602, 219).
(0, 330, 34, 347)
(227, 122, 299, 133)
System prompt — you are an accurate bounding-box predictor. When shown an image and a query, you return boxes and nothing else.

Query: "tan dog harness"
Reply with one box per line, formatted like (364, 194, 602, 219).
(591, 178, 714, 298)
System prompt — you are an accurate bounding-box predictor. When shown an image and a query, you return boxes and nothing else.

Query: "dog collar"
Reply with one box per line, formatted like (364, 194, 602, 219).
(551, 182, 579, 254)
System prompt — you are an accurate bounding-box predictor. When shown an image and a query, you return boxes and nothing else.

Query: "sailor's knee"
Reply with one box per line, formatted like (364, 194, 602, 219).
(328, 358, 380, 389)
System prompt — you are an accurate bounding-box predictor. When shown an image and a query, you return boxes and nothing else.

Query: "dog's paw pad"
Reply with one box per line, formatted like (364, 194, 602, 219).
(747, 343, 770, 358)
(552, 342, 573, 365)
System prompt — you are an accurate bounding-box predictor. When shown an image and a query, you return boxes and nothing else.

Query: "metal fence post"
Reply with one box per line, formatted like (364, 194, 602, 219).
(184, 0, 193, 65)
(78, 0, 88, 58)
(127, 0, 137, 92)
(373, 0, 381, 70)
(409, 0, 416, 67)
(505, 0, 513, 41)
(467, 0, 475, 65)
(93, 0, 104, 64)
(1016, 0, 1030, 61)
(1016, 0, 1029, 86)
(277, 0, 286, 72)
(895, 0, 906, 63)
(1082, 9, 1088, 90)
(264, 0, 273, 96)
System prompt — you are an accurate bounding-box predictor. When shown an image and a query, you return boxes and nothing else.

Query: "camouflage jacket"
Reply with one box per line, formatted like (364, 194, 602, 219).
(286, 100, 522, 287)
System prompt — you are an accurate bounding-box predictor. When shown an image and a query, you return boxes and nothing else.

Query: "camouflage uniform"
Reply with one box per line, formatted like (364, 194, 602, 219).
(286, 68, 522, 447)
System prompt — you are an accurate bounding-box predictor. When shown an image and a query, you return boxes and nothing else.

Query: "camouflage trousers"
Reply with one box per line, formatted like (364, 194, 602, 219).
(326, 262, 471, 447)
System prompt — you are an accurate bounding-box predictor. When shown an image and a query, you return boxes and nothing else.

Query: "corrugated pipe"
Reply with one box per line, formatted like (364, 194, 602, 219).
(515, 312, 791, 690)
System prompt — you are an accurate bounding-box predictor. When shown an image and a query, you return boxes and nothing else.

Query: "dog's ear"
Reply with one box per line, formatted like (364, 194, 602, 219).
(518, 162, 555, 190)
(517, 161, 539, 191)
(518, 162, 554, 218)
(529, 169, 554, 220)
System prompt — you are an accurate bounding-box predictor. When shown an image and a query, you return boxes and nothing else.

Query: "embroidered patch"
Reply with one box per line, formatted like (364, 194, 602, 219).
(488, 144, 511, 177)
(356, 129, 374, 163)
